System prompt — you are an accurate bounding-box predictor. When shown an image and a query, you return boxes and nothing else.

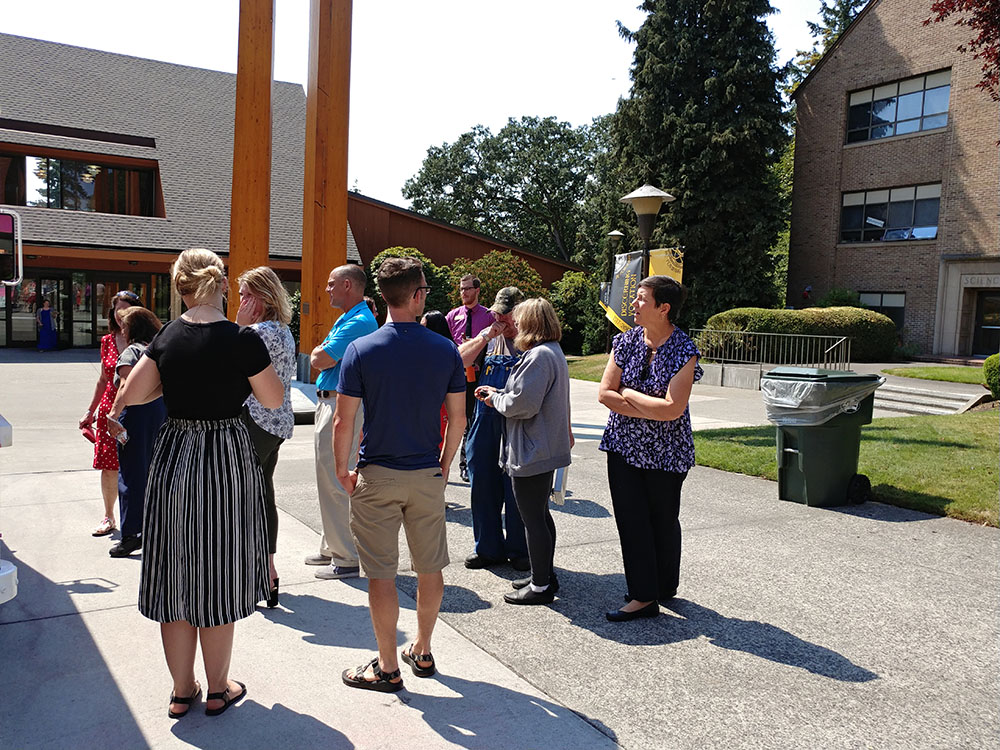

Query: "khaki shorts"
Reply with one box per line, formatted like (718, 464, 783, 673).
(349, 464, 449, 579)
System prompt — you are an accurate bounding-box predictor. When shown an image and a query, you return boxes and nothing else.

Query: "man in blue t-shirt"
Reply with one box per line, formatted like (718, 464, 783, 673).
(335, 257, 466, 693)
(306, 263, 378, 580)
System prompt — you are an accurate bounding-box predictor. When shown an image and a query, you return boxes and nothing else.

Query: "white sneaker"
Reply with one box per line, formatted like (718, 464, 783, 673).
(314, 564, 360, 580)
(304, 553, 332, 566)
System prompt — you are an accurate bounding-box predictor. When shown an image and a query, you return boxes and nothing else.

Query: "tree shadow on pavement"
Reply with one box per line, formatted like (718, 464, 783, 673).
(402, 673, 617, 750)
(0, 544, 148, 748)
(171, 701, 353, 749)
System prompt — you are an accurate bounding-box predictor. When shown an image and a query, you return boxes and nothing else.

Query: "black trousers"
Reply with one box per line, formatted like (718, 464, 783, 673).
(242, 407, 284, 554)
(607, 451, 686, 601)
(511, 471, 556, 587)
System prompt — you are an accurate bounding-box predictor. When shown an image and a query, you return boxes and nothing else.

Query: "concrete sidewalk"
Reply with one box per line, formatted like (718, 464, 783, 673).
(1, 353, 998, 749)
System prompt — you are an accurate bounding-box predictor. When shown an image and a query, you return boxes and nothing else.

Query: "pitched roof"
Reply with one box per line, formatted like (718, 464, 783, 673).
(0, 32, 359, 263)
(791, 0, 879, 100)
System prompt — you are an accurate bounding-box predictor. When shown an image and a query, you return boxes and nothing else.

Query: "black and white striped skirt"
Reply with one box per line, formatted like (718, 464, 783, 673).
(139, 416, 270, 628)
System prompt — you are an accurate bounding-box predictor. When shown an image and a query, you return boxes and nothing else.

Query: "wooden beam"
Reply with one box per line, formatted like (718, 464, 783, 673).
(300, 0, 352, 360)
(228, 0, 275, 309)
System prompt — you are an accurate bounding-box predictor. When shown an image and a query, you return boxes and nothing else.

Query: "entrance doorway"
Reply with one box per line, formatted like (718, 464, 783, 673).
(5, 274, 72, 348)
(972, 291, 1000, 356)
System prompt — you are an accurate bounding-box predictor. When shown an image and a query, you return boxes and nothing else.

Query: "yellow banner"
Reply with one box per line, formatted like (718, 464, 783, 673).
(649, 247, 684, 282)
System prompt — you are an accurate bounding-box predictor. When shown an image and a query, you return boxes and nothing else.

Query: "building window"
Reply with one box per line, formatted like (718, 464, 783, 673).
(860, 292, 905, 331)
(846, 70, 951, 144)
(840, 184, 940, 243)
(3, 153, 157, 217)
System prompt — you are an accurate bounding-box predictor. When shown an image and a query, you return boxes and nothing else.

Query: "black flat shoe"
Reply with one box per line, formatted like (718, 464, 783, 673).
(624, 589, 676, 604)
(606, 601, 659, 622)
(205, 681, 247, 716)
(503, 586, 555, 605)
(266, 578, 279, 608)
(109, 535, 142, 558)
(464, 553, 504, 569)
(512, 574, 559, 594)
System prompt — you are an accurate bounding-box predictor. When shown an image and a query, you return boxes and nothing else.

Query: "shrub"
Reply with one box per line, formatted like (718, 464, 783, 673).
(367, 247, 451, 320)
(815, 287, 863, 308)
(549, 271, 607, 355)
(984, 353, 999, 400)
(446, 250, 546, 310)
(702, 306, 897, 362)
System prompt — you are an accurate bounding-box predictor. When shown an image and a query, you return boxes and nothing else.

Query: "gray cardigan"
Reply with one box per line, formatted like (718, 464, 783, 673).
(492, 341, 572, 477)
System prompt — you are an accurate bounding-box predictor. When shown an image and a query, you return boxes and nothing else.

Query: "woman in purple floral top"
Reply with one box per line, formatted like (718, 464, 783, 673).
(598, 276, 702, 622)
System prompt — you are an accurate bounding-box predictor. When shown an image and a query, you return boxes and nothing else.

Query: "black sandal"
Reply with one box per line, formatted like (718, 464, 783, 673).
(400, 644, 436, 677)
(167, 682, 201, 719)
(205, 681, 247, 716)
(342, 657, 403, 693)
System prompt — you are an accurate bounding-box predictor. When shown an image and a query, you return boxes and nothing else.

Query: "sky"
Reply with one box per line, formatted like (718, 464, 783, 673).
(2, 0, 817, 207)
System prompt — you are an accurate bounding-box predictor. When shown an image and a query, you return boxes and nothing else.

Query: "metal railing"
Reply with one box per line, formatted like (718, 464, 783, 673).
(691, 329, 852, 370)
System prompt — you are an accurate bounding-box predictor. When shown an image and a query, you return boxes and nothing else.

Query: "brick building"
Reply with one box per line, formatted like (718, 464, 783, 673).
(788, 0, 999, 357)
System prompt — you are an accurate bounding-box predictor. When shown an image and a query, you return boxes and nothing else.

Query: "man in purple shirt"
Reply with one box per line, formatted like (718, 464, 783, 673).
(445, 275, 494, 481)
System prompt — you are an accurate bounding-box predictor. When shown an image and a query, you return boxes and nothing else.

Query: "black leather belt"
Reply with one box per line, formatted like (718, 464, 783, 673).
(317, 390, 335, 399)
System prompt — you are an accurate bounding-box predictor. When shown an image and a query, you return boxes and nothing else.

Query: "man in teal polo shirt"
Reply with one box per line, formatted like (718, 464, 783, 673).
(305, 263, 378, 579)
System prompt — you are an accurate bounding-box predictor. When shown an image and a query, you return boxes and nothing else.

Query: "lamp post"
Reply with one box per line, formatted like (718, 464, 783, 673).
(605, 229, 624, 282)
(620, 184, 674, 277)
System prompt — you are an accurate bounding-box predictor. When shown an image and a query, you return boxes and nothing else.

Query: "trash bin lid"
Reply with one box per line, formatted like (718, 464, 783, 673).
(762, 367, 881, 383)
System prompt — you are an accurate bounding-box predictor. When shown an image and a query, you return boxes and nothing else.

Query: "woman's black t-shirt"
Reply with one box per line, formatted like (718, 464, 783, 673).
(146, 319, 271, 419)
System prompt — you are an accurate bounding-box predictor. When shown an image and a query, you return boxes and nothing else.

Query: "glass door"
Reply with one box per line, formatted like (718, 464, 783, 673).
(972, 291, 1000, 356)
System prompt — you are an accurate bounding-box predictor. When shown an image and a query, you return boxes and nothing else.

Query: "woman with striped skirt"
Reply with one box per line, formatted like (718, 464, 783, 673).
(110, 248, 283, 718)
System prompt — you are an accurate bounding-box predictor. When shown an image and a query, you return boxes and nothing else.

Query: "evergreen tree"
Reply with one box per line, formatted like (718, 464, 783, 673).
(786, 0, 868, 95)
(614, 0, 788, 326)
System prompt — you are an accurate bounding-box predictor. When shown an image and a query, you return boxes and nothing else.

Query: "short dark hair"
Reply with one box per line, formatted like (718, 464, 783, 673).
(378, 257, 424, 306)
(420, 310, 452, 340)
(638, 276, 687, 323)
(460, 274, 480, 289)
(118, 306, 162, 344)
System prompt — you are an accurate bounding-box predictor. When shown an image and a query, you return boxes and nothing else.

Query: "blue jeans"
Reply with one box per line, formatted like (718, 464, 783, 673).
(466, 401, 527, 560)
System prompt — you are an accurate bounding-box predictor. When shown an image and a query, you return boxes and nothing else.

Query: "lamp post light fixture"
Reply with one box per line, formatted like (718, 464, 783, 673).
(620, 184, 674, 276)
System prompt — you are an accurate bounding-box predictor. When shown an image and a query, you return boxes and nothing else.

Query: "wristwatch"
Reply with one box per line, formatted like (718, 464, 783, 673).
(480, 330, 492, 342)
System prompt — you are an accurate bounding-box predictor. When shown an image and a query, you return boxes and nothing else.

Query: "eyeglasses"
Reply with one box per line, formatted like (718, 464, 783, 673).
(460, 286, 476, 292)
(114, 290, 140, 302)
(414, 285, 432, 296)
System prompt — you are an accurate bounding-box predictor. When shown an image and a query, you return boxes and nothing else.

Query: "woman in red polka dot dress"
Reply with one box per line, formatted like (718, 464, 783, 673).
(79, 290, 142, 536)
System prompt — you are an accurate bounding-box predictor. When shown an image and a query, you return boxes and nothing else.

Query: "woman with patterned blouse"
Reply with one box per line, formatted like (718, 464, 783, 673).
(598, 276, 703, 623)
(236, 266, 297, 609)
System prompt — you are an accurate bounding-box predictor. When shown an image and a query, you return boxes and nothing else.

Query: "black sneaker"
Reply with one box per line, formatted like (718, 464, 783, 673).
(109, 535, 142, 557)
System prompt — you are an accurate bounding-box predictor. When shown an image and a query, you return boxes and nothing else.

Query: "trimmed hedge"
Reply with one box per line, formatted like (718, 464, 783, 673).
(703, 307, 897, 362)
(984, 353, 999, 400)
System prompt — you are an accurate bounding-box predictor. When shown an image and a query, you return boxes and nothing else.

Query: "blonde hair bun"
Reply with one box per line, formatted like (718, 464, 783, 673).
(172, 248, 226, 302)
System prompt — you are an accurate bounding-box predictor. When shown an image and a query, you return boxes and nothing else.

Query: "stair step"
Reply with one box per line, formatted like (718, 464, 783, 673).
(873, 400, 954, 416)
(875, 391, 968, 409)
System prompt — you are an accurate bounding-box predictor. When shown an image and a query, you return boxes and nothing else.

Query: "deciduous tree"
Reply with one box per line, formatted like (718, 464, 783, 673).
(403, 117, 597, 262)
(926, 0, 1000, 101)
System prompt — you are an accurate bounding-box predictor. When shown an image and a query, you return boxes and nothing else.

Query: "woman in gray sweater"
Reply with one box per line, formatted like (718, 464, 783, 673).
(476, 298, 572, 605)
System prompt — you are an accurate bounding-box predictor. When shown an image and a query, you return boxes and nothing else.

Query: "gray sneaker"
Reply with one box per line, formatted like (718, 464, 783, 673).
(304, 554, 332, 566)
(315, 565, 360, 580)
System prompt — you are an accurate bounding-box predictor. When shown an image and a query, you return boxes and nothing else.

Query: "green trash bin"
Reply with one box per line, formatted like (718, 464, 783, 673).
(761, 367, 884, 508)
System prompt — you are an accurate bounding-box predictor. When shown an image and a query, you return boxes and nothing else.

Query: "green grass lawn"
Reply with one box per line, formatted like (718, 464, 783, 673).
(567, 353, 611, 382)
(882, 365, 986, 385)
(693, 411, 999, 526)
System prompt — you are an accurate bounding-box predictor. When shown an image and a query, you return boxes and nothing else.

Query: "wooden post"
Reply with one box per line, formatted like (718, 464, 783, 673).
(300, 0, 352, 365)
(228, 0, 275, 310)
